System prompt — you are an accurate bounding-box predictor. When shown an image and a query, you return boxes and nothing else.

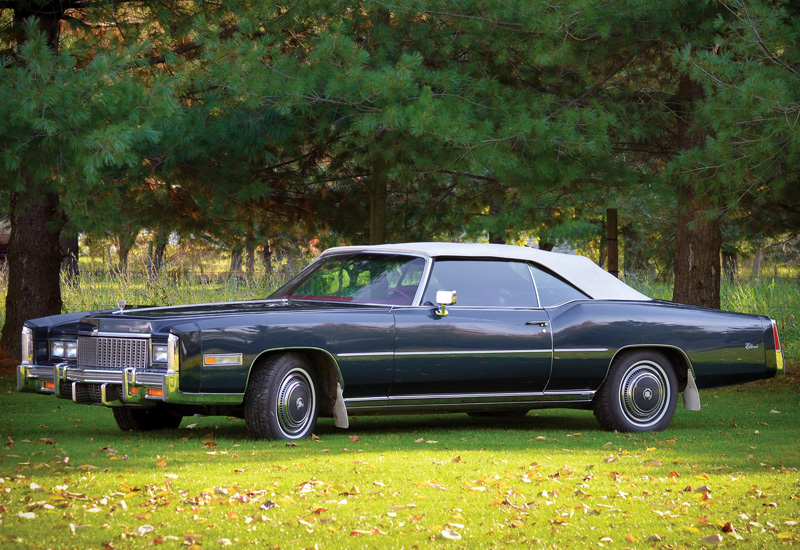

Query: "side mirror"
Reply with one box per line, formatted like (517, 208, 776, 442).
(435, 290, 457, 316)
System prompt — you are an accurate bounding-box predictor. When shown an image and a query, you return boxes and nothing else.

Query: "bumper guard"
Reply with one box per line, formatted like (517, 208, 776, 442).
(18, 362, 181, 406)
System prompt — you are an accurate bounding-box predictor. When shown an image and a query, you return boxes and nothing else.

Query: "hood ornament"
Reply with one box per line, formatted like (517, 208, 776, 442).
(114, 300, 126, 315)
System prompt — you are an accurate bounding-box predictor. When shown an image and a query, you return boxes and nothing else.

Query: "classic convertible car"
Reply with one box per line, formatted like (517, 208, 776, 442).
(18, 243, 784, 439)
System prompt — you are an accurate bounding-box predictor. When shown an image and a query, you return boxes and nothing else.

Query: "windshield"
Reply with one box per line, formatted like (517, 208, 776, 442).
(271, 254, 426, 305)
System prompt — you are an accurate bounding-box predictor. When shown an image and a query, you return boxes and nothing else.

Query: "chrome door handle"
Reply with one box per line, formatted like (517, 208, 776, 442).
(526, 321, 549, 327)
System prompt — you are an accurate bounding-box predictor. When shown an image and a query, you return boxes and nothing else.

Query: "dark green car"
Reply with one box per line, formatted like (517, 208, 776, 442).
(17, 243, 784, 439)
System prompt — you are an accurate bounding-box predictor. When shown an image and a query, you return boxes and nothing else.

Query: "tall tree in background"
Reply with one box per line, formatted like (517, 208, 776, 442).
(0, 5, 181, 355)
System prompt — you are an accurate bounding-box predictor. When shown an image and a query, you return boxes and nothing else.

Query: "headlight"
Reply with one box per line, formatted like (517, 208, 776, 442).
(51, 341, 65, 357)
(152, 344, 168, 364)
(22, 326, 34, 364)
(50, 340, 78, 359)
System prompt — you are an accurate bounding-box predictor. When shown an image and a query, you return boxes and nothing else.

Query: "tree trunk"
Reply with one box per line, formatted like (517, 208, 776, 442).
(261, 238, 273, 275)
(487, 202, 506, 244)
(228, 244, 243, 276)
(1, 7, 65, 357)
(0, 184, 64, 358)
(369, 155, 388, 245)
(146, 231, 168, 282)
(245, 242, 255, 279)
(60, 233, 80, 285)
(722, 248, 737, 283)
(622, 224, 644, 274)
(606, 208, 619, 277)
(670, 74, 721, 309)
(116, 230, 138, 276)
(672, 184, 721, 308)
(752, 247, 763, 278)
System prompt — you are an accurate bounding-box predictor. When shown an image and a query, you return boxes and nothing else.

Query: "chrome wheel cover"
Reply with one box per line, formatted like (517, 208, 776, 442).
(275, 368, 316, 438)
(617, 360, 670, 428)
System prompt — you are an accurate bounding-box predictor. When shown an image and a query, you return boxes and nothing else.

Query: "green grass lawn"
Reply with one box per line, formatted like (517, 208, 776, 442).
(1, 375, 798, 549)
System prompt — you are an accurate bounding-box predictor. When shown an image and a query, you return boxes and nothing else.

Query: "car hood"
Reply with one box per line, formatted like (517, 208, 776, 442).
(73, 299, 388, 336)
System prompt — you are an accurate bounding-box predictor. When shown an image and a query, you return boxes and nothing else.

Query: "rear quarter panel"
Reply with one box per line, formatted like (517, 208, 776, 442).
(546, 300, 771, 392)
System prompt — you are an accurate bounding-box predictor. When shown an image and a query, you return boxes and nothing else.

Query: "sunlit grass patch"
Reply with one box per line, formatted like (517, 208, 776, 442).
(1, 376, 798, 549)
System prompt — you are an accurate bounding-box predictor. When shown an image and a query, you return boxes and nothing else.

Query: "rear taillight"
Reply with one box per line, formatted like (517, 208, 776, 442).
(771, 319, 782, 352)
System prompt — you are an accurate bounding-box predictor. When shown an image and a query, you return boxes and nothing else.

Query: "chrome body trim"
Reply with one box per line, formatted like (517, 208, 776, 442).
(248, 346, 345, 389)
(81, 332, 153, 339)
(527, 264, 543, 308)
(554, 348, 609, 353)
(16, 362, 196, 406)
(345, 390, 595, 412)
(396, 349, 551, 356)
(338, 349, 551, 358)
(337, 351, 394, 358)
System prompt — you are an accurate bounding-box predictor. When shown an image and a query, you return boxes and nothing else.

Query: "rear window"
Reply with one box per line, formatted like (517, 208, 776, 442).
(529, 264, 589, 306)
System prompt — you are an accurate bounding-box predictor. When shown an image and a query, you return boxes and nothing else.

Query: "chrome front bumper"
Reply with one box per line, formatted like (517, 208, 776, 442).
(17, 362, 180, 406)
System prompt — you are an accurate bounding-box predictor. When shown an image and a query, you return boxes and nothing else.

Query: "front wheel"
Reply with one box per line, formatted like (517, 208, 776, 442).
(593, 350, 678, 432)
(244, 353, 319, 440)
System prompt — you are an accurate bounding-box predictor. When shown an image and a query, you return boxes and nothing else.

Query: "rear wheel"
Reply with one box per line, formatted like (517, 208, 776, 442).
(113, 407, 183, 431)
(244, 353, 319, 440)
(593, 350, 677, 432)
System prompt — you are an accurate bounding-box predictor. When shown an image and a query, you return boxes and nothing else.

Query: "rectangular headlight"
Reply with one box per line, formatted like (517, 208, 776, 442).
(152, 344, 168, 364)
(22, 326, 34, 364)
(50, 340, 77, 359)
(51, 341, 65, 358)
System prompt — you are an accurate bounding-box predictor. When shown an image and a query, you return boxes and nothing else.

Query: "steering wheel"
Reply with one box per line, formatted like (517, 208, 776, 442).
(385, 288, 411, 303)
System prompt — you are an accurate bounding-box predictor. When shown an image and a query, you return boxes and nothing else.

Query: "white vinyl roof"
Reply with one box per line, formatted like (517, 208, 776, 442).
(323, 242, 651, 302)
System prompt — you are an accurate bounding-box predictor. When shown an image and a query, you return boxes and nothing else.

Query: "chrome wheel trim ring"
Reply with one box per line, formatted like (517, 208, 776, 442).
(617, 360, 670, 428)
(275, 368, 316, 438)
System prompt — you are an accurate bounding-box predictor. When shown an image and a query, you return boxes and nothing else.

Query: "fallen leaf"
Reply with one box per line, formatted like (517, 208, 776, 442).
(441, 528, 462, 540)
(156, 459, 167, 468)
(414, 438, 424, 443)
(133, 525, 154, 537)
(286, 442, 298, 447)
(349, 435, 360, 443)
(451, 455, 461, 463)
(625, 532, 639, 543)
(700, 533, 723, 545)
(647, 534, 662, 542)
(311, 434, 320, 441)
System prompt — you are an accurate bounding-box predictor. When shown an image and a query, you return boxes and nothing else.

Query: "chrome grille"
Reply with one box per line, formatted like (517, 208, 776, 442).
(78, 336, 148, 370)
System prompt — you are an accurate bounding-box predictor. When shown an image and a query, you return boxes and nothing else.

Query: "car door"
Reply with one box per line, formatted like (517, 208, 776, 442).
(391, 259, 552, 396)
